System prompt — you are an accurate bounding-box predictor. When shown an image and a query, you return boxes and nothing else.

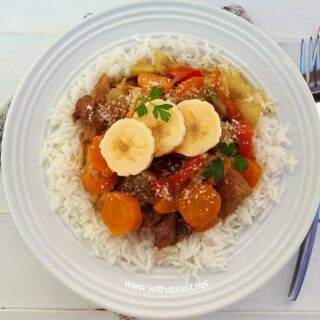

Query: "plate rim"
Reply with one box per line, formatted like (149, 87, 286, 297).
(2, 1, 320, 318)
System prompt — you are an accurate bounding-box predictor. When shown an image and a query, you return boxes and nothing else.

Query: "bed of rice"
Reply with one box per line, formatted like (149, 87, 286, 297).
(41, 36, 296, 277)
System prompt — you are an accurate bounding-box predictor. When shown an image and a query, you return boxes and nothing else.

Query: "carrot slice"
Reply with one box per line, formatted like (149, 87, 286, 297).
(81, 171, 119, 194)
(241, 158, 262, 188)
(153, 198, 177, 215)
(173, 77, 205, 100)
(126, 110, 135, 118)
(178, 183, 221, 229)
(193, 218, 217, 232)
(137, 73, 173, 92)
(87, 136, 114, 177)
(101, 192, 142, 236)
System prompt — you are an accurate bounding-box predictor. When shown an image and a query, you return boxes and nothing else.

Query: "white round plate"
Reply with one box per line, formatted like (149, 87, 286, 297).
(2, 1, 320, 319)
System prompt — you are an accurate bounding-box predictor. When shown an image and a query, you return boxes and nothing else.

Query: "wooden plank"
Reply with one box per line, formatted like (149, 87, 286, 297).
(0, 33, 56, 107)
(0, 173, 9, 214)
(1, 310, 320, 320)
(0, 0, 126, 34)
(0, 0, 319, 39)
(1, 214, 320, 311)
(0, 215, 97, 309)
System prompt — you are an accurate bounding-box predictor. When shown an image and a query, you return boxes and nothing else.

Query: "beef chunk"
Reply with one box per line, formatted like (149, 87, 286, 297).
(141, 206, 162, 230)
(72, 95, 107, 139)
(91, 74, 110, 105)
(154, 214, 177, 249)
(117, 174, 155, 205)
(176, 214, 192, 241)
(94, 99, 129, 130)
(72, 74, 129, 137)
(216, 168, 252, 217)
(72, 95, 95, 123)
(149, 153, 186, 177)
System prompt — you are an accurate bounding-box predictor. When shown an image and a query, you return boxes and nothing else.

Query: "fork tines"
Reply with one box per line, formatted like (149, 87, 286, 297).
(300, 27, 320, 95)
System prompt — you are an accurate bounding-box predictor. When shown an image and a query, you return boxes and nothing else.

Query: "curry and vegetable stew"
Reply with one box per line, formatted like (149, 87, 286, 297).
(72, 50, 263, 249)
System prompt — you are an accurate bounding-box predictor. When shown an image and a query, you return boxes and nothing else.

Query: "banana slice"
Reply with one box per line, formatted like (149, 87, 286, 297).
(99, 118, 155, 176)
(175, 99, 222, 156)
(133, 99, 186, 157)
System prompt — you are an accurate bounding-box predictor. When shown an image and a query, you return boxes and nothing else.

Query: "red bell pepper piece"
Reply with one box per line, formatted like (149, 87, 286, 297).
(212, 67, 255, 159)
(152, 155, 206, 196)
(168, 65, 203, 83)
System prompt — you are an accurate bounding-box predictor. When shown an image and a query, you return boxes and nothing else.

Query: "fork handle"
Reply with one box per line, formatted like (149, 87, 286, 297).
(288, 208, 319, 300)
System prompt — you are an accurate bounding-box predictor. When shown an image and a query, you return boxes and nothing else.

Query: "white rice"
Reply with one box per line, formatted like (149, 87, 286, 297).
(40, 36, 296, 277)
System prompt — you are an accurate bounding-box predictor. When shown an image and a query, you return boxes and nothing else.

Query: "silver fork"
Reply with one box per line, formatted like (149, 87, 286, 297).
(299, 28, 320, 99)
(288, 27, 320, 300)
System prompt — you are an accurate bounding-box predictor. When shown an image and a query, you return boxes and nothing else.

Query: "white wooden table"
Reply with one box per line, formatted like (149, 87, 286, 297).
(1, 1, 320, 319)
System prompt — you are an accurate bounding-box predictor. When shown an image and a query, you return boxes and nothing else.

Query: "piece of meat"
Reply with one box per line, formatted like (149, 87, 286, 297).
(154, 214, 177, 249)
(94, 99, 129, 130)
(216, 168, 252, 217)
(92, 74, 110, 105)
(72, 95, 106, 141)
(149, 153, 186, 177)
(72, 95, 95, 123)
(176, 214, 192, 241)
(117, 174, 156, 205)
(73, 96, 129, 142)
(140, 206, 162, 230)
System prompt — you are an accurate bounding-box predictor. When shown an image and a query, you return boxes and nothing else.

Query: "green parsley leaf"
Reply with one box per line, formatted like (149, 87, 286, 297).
(149, 87, 165, 99)
(152, 103, 173, 122)
(136, 104, 148, 117)
(234, 154, 248, 171)
(202, 157, 224, 183)
(218, 142, 237, 157)
(135, 87, 172, 121)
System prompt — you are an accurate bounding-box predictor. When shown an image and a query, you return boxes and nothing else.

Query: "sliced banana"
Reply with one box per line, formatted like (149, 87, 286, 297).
(99, 118, 155, 176)
(175, 99, 222, 157)
(133, 99, 186, 157)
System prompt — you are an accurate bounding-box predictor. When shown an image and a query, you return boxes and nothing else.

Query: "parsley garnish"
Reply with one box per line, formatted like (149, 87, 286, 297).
(136, 104, 148, 117)
(234, 154, 249, 171)
(202, 157, 224, 183)
(149, 87, 165, 99)
(153, 104, 174, 122)
(202, 142, 249, 183)
(218, 142, 248, 172)
(218, 142, 236, 157)
(135, 87, 173, 122)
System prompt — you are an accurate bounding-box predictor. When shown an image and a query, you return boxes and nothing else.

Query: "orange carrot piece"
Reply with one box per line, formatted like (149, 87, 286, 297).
(178, 183, 221, 229)
(87, 136, 114, 177)
(126, 110, 135, 118)
(101, 192, 142, 236)
(153, 198, 177, 215)
(81, 171, 119, 194)
(173, 77, 205, 100)
(137, 73, 173, 93)
(241, 158, 262, 188)
(193, 218, 217, 232)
